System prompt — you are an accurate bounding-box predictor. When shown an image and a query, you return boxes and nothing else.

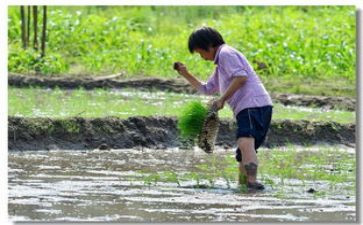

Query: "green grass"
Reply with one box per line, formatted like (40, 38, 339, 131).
(8, 6, 356, 97)
(264, 76, 356, 97)
(8, 87, 355, 124)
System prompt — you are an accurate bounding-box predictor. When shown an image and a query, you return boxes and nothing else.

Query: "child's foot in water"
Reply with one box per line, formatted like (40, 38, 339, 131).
(247, 182, 265, 191)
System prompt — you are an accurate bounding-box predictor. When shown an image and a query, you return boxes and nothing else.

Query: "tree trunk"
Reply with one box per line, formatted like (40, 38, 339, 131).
(20, 6, 26, 49)
(27, 6, 31, 48)
(41, 6, 47, 58)
(33, 6, 38, 50)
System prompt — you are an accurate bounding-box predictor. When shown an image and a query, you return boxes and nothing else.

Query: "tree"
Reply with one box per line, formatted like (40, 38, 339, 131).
(20, 6, 26, 49)
(33, 6, 38, 50)
(41, 6, 47, 58)
(27, 6, 31, 47)
(19, 5, 48, 63)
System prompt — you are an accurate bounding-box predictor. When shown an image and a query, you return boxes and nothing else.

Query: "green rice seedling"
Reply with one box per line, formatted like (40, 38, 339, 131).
(143, 172, 161, 186)
(262, 177, 275, 188)
(206, 176, 215, 188)
(222, 173, 231, 189)
(143, 175, 153, 187)
(238, 183, 248, 193)
(177, 100, 208, 140)
(160, 171, 181, 187)
(184, 171, 201, 187)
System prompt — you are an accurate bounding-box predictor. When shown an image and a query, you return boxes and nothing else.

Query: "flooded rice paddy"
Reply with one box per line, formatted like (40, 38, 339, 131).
(8, 87, 355, 124)
(8, 146, 356, 222)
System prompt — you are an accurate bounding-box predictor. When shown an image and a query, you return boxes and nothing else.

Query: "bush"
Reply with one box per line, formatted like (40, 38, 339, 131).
(8, 43, 68, 75)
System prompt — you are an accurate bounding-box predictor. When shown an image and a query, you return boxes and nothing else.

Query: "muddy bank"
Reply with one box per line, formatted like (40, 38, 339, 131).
(8, 74, 355, 111)
(271, 93, 355, 111)
(8, 73, 194, 93)
(8, 116, 355, 151)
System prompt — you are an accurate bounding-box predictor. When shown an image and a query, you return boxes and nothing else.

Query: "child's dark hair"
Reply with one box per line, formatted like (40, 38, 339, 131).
(188, 27, 225, 53)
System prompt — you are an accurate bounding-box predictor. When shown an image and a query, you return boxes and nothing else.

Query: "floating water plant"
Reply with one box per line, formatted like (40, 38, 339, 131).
(177, 101, 208, 140)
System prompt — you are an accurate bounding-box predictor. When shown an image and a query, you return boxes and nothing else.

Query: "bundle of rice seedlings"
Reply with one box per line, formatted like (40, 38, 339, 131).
(177, 101, 208, 140)
(178, 100, 220, 153)
(197, 109, 220, 153)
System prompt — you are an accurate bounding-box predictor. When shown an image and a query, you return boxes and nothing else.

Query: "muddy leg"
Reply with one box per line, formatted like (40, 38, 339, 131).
(238, 149, 248, 186)
(237, 137, 258, 184)
(238, 164, 248, 186)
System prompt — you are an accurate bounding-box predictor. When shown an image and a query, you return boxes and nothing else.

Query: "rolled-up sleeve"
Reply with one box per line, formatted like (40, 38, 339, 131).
(219, 51, 248, 78)
(198, 69, 219, 95)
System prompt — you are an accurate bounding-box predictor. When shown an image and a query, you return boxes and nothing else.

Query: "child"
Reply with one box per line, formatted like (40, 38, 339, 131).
(174, 26, 273, 191)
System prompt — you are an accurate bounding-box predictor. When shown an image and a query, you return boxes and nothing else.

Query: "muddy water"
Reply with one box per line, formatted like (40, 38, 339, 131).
(8, 148, 355, 222)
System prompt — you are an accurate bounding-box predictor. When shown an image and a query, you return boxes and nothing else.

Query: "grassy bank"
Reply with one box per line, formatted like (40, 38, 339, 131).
(8, 6, 356, 97)
(8, 87, 355, 124)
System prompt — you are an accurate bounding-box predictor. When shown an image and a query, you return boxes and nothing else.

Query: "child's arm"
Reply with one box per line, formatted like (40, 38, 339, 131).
(173, 62, 202, 90)
(213, 76, 247, 110)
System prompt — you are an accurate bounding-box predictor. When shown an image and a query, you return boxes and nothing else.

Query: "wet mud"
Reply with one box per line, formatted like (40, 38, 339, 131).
(8, 116, 355, 151)
(8, 74, 355, 111)
(8, 148, 356, 222)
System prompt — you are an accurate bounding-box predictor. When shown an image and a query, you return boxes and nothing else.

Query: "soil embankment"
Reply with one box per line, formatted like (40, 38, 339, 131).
(8, 116, 355, 151)
(8, 74, 355, 111)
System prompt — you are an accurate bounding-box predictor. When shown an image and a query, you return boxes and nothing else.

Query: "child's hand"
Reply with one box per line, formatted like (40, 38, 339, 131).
(211, 98, 225, 111)
(173, 62, 188, 77)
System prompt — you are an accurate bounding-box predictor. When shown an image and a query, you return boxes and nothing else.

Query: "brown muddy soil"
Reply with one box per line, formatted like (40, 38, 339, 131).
(8, 73, 194, 93)
(271, 93, 355, 111)
(8, 74, 355, 111)
(8, 116, 355, 151)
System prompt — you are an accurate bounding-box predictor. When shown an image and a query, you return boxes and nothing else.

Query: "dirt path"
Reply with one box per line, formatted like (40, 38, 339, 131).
(8, 116, 355, 151)
(8, 74, 355, 111)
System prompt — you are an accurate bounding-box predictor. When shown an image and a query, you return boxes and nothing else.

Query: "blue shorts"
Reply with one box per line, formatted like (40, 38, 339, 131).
(235, 105, 273, 162)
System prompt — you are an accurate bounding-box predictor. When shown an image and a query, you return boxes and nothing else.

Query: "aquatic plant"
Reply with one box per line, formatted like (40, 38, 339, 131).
(177, 101, 208, 140)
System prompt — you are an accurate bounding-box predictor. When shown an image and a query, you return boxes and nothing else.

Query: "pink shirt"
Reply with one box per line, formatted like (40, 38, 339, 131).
(198, 44, 273, 117)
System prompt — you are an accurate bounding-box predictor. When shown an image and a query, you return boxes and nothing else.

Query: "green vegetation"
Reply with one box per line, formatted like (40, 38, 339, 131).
(258, 146, 355, 185)
(140, 146, 356, 194)
(10, 117, 83, 137)
(8, 6, 356, 97)
(177, 101, 208, 139)
(264, 76, 355, 97)
(8, 87, 355, 124)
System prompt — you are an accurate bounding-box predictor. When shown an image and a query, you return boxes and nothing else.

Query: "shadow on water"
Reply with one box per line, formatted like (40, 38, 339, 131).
(8, 147, 356, 222)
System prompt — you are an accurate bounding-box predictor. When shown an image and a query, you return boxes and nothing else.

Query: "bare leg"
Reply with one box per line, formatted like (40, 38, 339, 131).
(237, 137, 258, 184)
